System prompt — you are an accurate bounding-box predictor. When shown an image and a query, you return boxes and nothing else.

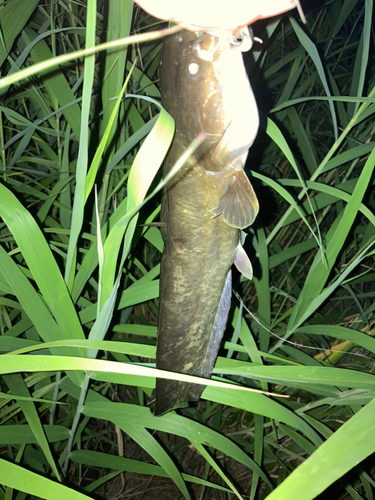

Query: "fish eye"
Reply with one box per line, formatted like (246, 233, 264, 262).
(187, 61, 199, 76)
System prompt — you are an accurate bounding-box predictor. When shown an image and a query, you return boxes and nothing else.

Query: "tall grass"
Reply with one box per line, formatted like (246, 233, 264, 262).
(0, 0, 374, 499)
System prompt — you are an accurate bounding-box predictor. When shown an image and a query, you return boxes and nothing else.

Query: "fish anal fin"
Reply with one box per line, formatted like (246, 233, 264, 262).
(201, 272, 232, 372)
(234, 243, 253, 280)
(189, 271, 232, 401)
(214, 170, 259, 229)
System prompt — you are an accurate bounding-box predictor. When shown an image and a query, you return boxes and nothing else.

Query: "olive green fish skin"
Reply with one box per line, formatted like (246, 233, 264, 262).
(155, 29, 259, 415)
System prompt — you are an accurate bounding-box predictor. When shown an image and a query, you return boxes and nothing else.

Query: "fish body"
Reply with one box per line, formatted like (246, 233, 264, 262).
(155, 29, 259, 415)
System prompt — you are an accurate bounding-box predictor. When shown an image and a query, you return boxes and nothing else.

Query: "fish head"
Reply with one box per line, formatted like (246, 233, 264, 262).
(160, 28, 259, 170)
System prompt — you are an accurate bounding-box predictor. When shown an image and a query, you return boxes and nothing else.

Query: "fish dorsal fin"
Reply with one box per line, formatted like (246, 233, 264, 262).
(214, 169, 259, 229)
(234, 242, 253, 280)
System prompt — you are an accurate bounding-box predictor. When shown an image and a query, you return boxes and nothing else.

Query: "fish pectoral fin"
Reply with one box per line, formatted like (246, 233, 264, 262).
(234, 243, 253, 280)
(213, 170, 259, 229)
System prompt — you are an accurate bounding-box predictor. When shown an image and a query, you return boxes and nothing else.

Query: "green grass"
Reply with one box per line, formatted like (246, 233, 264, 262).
(0, 0, 374, 499)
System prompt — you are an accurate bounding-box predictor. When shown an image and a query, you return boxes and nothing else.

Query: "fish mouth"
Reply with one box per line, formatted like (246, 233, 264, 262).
(191, 27, 254, 62)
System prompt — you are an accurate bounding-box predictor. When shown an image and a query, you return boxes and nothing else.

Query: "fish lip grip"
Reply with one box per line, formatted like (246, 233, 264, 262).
(230, 27, 254, 52)
(191, 26, 254, 62)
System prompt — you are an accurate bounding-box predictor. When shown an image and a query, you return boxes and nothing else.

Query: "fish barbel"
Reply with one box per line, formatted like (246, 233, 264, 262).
(155, 28, 259, 415)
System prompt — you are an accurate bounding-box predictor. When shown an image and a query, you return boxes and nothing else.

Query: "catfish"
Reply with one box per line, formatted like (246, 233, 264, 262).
(155, 28, 259, 415)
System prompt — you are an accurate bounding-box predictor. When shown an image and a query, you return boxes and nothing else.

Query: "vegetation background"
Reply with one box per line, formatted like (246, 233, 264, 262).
(0, 0, 374, 499)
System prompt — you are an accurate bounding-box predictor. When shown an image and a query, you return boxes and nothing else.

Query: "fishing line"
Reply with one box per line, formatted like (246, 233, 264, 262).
(233, 290, 374, 361)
